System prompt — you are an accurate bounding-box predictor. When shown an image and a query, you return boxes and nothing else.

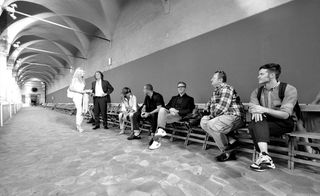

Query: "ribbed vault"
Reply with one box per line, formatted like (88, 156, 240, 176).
(1, 0, 121, 87)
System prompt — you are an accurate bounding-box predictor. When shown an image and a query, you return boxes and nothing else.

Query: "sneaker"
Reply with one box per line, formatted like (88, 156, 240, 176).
(149, 141, 161, 150)
(119, 130, 125, 135)
(155, 128, 167, 137)
(127, 133, 141, 140)
(250, 152, 275, 172)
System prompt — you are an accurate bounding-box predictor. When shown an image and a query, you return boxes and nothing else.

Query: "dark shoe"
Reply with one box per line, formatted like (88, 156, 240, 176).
(225, 140, 240, 151)
(104, 126, 109, 129)
(87, 119, 94, 124)
(127, 133, 141, 140)
(92, 126, 100, 130)
(216, 151, 237, 162)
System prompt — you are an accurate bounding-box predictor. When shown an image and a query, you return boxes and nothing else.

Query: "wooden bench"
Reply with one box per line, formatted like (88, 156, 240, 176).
(45, 103, 56, 110)
(55, 103, 76, 115)
(106, 102, 320, 170)
(287, 132, 320, 170)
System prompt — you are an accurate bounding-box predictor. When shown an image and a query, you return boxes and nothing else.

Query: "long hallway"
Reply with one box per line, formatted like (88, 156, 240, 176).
(0, 107, 319, 196)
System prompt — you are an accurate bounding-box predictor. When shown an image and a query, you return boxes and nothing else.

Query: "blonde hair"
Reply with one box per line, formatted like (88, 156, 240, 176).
(72, 68, 85, 85)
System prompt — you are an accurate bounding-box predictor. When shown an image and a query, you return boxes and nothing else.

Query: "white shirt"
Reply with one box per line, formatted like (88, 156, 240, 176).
(95, 80, 104, 97)
(121, 94, 137, 113)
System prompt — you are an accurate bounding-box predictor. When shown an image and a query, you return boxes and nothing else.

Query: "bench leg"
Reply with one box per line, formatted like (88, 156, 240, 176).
(252, 147, 258, 162)
(170, 129, 175, 142)
(202, 133, 209, 150)
(184, 128, 192, 147)
(289, 136, 296, 170)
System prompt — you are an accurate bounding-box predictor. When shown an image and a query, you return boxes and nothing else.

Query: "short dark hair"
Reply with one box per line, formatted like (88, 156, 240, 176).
(145, 84, 153, 91)
(121, 87, 131, 95)
(94, 71, 104, 80)
(259, 63, 281, 80)
(177, 81, 186, 87)
(214, 70, 227, 82)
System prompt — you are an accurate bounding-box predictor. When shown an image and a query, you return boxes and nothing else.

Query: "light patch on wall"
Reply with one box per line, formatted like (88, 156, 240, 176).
(235, 0, 293, 15)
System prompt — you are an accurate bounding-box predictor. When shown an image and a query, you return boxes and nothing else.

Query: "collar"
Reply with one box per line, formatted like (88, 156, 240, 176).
(263, 81, 280, 91)
(177, 93, 187, 97)
(214, 83, 226, 91)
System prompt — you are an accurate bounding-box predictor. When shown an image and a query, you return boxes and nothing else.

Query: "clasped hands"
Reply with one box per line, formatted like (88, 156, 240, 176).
(248, 103, 268, 122)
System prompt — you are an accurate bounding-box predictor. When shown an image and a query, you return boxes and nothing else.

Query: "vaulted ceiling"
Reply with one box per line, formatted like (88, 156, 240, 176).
(0, 0, 125, 86)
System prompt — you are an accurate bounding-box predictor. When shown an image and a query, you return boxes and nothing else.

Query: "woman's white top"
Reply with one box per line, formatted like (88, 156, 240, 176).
(121, 94, 137, 113)
(67, 78, 85, 99)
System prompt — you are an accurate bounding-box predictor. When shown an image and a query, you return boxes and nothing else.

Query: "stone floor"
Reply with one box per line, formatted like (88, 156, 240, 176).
(0, 107, 320, 196)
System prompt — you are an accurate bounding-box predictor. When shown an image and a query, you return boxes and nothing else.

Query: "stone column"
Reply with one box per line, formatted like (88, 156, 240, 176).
(0, 36, 9, 103)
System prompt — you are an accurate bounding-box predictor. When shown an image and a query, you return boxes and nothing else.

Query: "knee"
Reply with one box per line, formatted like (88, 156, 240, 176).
(207, 120, 220, 133)
(159, 107, 167, 115)
(119, 113, 123, 119)
(200, 116, 209, 129)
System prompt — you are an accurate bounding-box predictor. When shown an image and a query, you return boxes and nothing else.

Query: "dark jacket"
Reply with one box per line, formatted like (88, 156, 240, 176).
(165, 93, 195, 117)
(91, 80, 114, 103)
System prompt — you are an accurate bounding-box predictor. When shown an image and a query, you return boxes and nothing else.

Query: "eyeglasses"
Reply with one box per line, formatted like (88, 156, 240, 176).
(177, 86, 186, 88)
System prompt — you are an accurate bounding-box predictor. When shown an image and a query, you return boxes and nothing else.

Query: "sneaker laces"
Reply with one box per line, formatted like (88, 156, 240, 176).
(255, 152, 272, 165)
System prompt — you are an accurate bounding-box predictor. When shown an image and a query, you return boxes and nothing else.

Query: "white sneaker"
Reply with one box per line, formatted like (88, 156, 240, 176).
(77, 125, 84, 133)
(250, 152, 275, 172)
(149, 141, 161, 150)
(155, 128, 167, 137)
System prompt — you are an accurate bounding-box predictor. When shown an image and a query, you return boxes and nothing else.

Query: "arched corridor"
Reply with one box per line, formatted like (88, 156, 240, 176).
(1, 0, 320, 195)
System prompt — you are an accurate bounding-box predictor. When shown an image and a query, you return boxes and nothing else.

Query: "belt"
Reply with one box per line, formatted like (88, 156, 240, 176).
(94, 95, 107, 98)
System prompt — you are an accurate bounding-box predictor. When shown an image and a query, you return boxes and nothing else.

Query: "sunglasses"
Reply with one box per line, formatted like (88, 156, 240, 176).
(177, 86, 186, 88)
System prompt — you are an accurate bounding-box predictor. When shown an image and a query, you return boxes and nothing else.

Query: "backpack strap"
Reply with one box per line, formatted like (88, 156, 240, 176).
(257, 86, 264, 105)
(278, 82, 303, 120)
(278, 82, 287, 101)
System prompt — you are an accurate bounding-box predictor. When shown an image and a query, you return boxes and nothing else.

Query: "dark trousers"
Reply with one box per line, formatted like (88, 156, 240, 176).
(132, 110, 158, 133)
(93, 96, 108, 127)
(248, 115, 294, 152)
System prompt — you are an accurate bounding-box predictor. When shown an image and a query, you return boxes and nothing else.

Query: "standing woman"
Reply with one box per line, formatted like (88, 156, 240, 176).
(118, 87, 137, 134)
(67, 68, 91, 132)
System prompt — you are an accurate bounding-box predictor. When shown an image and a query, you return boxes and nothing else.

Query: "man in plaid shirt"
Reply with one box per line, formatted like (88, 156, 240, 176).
(200, 71, 244, 162)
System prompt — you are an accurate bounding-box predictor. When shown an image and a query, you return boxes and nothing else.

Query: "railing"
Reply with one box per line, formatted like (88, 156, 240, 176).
(0, 103, 22, 127)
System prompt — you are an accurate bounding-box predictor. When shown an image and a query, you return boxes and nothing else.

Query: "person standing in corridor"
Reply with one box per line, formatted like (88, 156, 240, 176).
(67, 68, 92, 132)
(91, 71, 114, 130)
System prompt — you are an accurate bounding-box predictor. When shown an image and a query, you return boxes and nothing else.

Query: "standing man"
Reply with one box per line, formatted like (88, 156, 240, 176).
(248, 63, 297, 172)
(149, 81, 195, 150)
(92, 71, 114, 129)
(127, 84, 165, 140)
(200, 71, 244, 162)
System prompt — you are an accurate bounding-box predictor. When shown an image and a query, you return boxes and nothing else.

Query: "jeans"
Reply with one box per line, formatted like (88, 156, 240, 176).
(248, 115, 294, 152)
(132, 110, 158, 134)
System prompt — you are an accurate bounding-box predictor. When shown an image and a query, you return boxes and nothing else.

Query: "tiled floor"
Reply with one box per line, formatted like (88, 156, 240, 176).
(0, 107, 319, 196)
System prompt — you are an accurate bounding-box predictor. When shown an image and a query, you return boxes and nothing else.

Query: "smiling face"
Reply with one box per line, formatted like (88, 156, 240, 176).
(258, 68, 273, 84)
(211, 73, 222, 88)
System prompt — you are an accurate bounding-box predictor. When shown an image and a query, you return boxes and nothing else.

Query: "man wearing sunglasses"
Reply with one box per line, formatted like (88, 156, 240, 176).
(149, 81, 195, 150)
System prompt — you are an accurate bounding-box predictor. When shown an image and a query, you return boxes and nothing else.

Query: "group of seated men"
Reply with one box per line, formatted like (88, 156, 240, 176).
(89, 63, 301, 172)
